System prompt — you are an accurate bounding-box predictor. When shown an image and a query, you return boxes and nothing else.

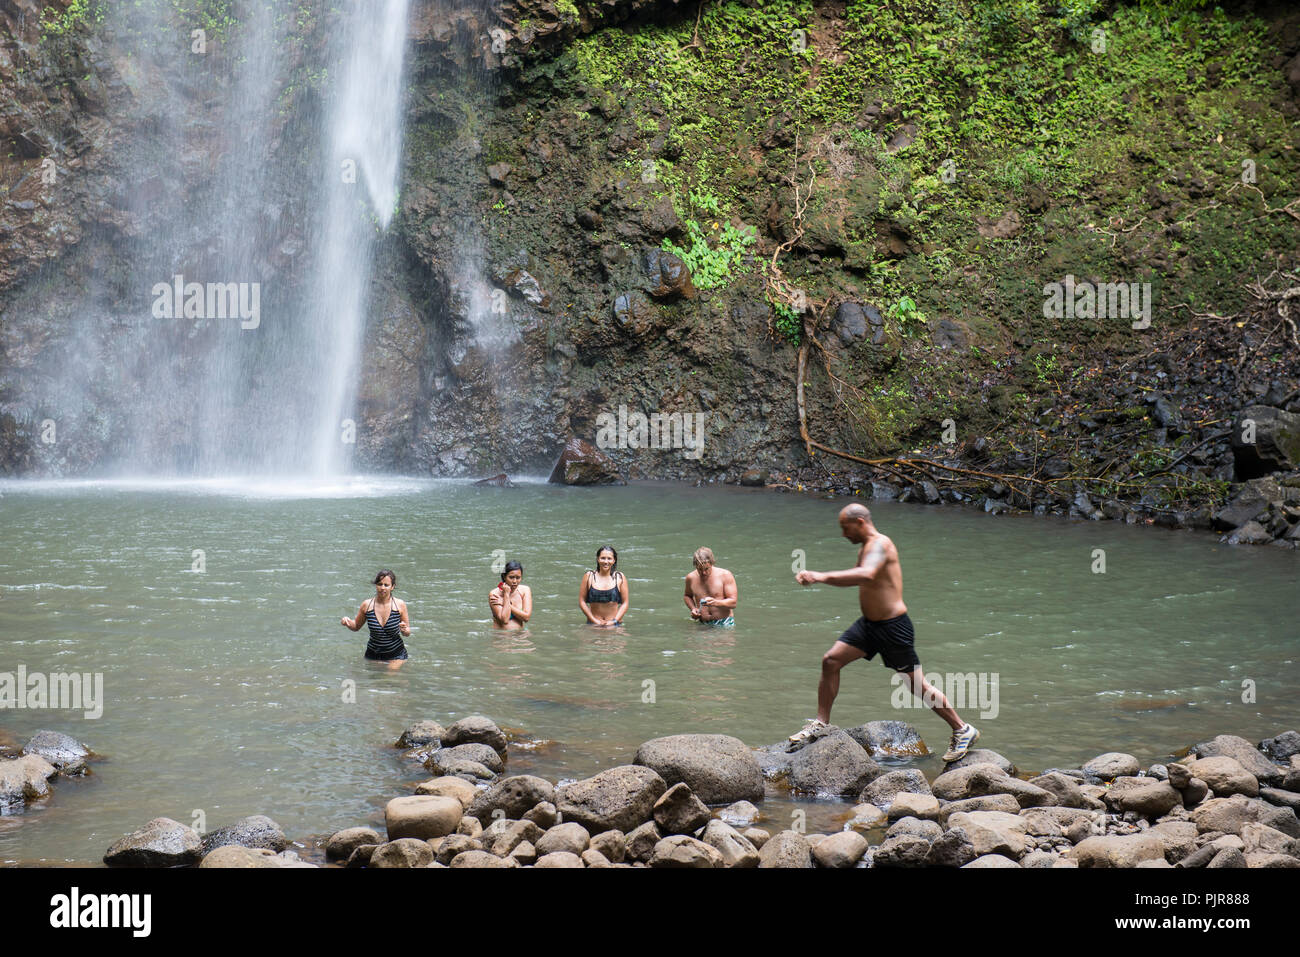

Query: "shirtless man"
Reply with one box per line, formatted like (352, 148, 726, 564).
(683, 547, 738, 626)
(793, 503, 979, 762)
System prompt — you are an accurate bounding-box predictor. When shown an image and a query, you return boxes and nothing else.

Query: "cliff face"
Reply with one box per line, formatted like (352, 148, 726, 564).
(2, 0, 1299, 533)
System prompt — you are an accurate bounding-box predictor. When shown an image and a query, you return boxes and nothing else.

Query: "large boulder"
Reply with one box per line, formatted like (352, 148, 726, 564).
(1190, 734, 1283, 786)
(385, 795, 463, 841)
(535, 822, 591, 857)
(633, 734, 765, 804)
(1261, 731, 1300, 762)
(104, 818, 203, 868)
(1028, 772, 1087, 808)
(1192, 794, 1300, 837)
(326, 827, 381, 861)
(556, 765, 668, 834)
(787, 730, 882, 797)
(926, 827, 978, 868)
(548, 437, 626, 486)
(396, 720, 445, 749)
(200, 815, 288, 854)
(931, 762, 1010, 801)
(844, 720, 928, 758)
(1183, 756, 1260, 797)
(467, 775, 556, 823)
(22, 730, 91, 774)
(812, 831, 869, 868)
(1102, 778, 1182, 818)
(1231, 405, 1300, 479)
(441, 715, 509, 756)
(945, 811, 1029, 859)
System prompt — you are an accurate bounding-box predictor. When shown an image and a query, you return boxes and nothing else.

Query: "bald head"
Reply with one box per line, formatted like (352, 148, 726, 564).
(838, 502, 873, 543)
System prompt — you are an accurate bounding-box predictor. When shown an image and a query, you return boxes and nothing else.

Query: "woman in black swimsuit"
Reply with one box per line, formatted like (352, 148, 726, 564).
(341, 569, 411, 669)
(579, 546, 628, 626)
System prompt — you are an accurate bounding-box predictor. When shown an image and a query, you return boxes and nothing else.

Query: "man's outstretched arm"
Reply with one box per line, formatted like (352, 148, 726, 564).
(796, 539, 888, 586)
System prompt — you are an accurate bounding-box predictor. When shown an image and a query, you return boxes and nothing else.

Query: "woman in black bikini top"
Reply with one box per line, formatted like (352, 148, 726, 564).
(579, 545, 628, 627)
(341, 569, 411, 669)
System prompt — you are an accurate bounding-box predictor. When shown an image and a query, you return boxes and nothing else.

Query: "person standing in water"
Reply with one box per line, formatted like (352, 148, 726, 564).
(579, 546, 628, 626)
(683, 546, 738, 626)
(341, 569, 411, 669)
(792, 504, 979, 762)
(489, 560, 532, 629)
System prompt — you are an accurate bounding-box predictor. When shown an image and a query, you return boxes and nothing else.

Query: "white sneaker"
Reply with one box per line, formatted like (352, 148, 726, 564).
(788, 718, 829, 745)
(942, 723, 980, 762)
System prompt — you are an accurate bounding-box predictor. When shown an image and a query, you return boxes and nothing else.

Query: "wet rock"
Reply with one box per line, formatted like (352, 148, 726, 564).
(1232, 406, 1300, 479)
(846, 803, 889, 832)
(0, 754, 56, 808)
(649, 835, 723, 868)
(832, 302, 870, 346)
(441, 715, 509, 756)
(739, 468, 769, 487)
(757, 830, 814, 868)
(104, 818, 203, 868)
(1222, 520, 1272, 545)
(611, 290, 661, 339)
(698, 820, 760, 868)
(548, 437, 626, 486)
(396, 720, 446, 749)
(201, 815, 288, 854)
(1082, 752, 1141, 781)
(326, 827, 381, 861)
(22, 730, 91, 774)
(812, 831, 868, 868)
(468, 775, 556, 823)
(642, 247, 695, 300)
(385, 796, 463, 841)
(634, 733, 765, 804)
(556, 765, 668, 834)
(472, 473, 516, 487)
(788, 730, 882, 797)
(345, 844, 379, 868)
(845, 720, 928, 758)
(535, 821, 591, 857)
(652, 782, 712, 835)
(717, 800, 761, 828)
(426, 742, 504, 775)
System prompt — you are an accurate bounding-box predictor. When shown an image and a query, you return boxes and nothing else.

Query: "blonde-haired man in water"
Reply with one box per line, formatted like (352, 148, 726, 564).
(683, 547, 737, 626)
(793, 503, 979, 762)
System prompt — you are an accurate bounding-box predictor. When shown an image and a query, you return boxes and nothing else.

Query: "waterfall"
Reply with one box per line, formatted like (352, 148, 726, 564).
(7, 0, 413, 478)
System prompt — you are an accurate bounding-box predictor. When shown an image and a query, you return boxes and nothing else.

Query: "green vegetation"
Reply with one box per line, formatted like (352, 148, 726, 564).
(769, 299, 801, 345)
(661, 189, 758, 289)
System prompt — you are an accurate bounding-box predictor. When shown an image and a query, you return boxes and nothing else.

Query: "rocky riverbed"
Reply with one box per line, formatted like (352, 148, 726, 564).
(94, 716, 1300, 869)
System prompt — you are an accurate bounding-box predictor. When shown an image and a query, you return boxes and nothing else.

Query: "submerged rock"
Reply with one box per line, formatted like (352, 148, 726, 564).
(0, 754, 56, 809)
(200, 815, 289, 855)
(22, 730, 92, 775)
(104, 818, 203, 868)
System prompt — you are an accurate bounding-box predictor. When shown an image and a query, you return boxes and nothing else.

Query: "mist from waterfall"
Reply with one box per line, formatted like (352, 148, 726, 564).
(17, 0, 412, 477)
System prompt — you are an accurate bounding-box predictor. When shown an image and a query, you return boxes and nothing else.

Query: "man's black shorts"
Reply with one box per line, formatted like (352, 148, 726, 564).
(837, 613, 921, 672)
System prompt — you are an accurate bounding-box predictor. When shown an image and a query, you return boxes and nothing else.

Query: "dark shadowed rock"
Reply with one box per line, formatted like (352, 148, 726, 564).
(1261, 731, 1300, 762)
(634, 733, 765, 804)
(548, 437, 626, 485)
(426, 742, 504, 776)
(396, 720, 445, 749)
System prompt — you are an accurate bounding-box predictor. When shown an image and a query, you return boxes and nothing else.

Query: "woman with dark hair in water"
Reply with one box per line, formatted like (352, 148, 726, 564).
(489, 560, 532, 629)
(341, 569, 411, 669)
(579, 545, 628, 626)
